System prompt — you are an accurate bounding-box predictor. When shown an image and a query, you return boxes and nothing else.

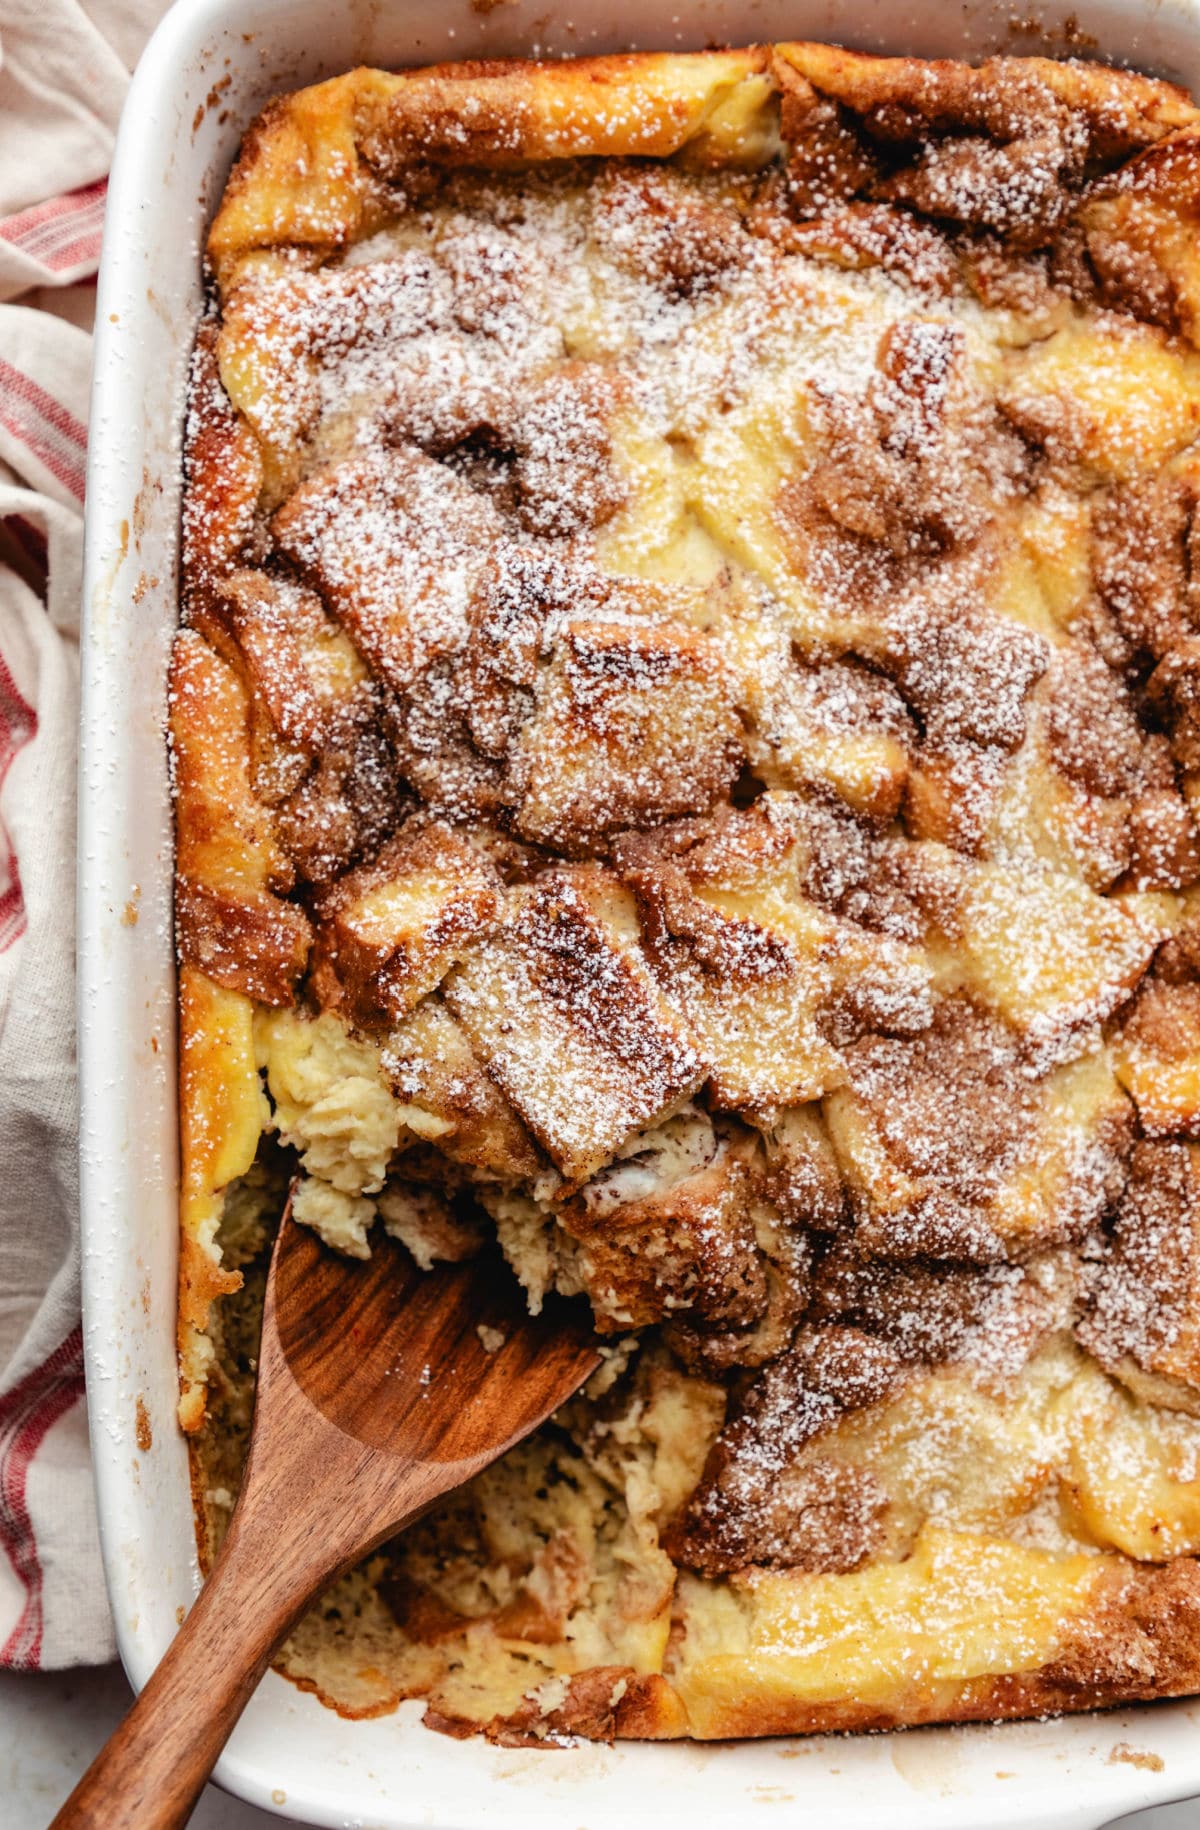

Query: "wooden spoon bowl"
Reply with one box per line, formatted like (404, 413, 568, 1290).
(54, 1199, 601, 1828)
(270, 1216, 599, 1467)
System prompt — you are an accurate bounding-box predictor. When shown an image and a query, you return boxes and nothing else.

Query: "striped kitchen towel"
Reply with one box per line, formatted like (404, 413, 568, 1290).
(0, 0, 167, 1669)
(0, 181, 108, 302)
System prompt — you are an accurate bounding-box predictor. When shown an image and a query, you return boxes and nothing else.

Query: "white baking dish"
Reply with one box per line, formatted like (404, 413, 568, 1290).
(78, 0, 1200, 1823)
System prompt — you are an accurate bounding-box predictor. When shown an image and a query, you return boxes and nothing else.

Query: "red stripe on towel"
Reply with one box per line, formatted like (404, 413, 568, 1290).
(0, 1328, 87, 1669)
(0, 645, 37, 952)
(0, 180, 107, 276)
(0, 357, 88, 502)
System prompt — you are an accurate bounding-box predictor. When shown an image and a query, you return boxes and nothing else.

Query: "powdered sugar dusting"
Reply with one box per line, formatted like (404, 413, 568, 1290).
(182, 47, 1200, 1687)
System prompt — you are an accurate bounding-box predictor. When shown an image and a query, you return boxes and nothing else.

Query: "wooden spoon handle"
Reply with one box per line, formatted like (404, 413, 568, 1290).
(49, 1499, 323, 1830)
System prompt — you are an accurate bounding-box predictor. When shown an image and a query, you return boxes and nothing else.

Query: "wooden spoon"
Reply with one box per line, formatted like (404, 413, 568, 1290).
(54, 1199, 601, 1828)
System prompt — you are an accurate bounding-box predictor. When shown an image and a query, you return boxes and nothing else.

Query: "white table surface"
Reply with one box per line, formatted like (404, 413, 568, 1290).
(2, 1665, 1200, 1830)
(0, 1667, 273, 1828)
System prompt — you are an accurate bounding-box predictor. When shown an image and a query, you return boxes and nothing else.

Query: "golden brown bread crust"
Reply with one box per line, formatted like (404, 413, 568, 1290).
(171, 629, 312, 1004)
(181, 324, 263, 618)
(258, 1533, 1200, 1742)
(512, 1554, 1200, 1742)
(309, 817, 501, 1026)
(207, 51, 777, 293)
(180, 41, 1200, 1742)
(176, 964, 264, 1430)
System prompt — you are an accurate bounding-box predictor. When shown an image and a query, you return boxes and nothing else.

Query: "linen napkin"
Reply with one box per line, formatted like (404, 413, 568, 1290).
(0, 0, 167, 1669)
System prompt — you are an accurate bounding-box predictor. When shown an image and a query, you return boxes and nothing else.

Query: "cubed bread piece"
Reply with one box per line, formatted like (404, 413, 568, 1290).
(218, 255, 501, 507)
(181, 323, 263, 613)
(198, 574, 403, 891)
(998, 320, 1200, 483)
(774, 45, 1197, 235)
(454, 543, 691, 764)
(903, 741, 1012, 859)
(748, 1103, 846, 1231)
(216, 569, 373, 746)
(880, 571, 1049, 753)
(793, 320, 1030, 567)
(1112, 979, 1200, 1136)
(756, 198, 959, 295)
(673, 1323, 1200, 1608)
(972, 640, 1200, 894)
(823, 998, 1130, 1259)
(620, 799, 932, 1105)
(639, 911, 845, 1111)
(272, 690, 405, 888)
(444, 868, 703, 1184)
(214, 572, 410, 889)
(210, 571, 329, 756)
(272, 444, 501, 689)
(1079, 1140, 1200, 1404)
(591, 162, 748, 302)
(510, 619, 742, 853)
(1093, 468, 1200, 665)
(1149, 638, 1200, 769)
(618, 828, 844, 1109)
(170, 630, 311, 1005)
(311, 817, 501, 1025)
(711, 831, 933, 1014)
(509, 362, 629, 538)
(557, 1113, 767, 1333)
(663, 1195, 815, 1377)
(913, 842, 1166, 1067)
(668, 1325, 910, 1575)
(380, 996, 542, 1181)
(1081, 129, 1200, 343)
(811, 1247, 1076, 1377)
(738, 634, 912, 822)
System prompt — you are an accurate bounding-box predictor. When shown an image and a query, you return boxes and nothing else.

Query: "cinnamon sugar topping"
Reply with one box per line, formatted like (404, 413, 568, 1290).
(178, 42, 1200, 1743)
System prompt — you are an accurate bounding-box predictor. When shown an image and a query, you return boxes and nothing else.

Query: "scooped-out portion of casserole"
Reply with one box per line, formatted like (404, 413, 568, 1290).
(174, 41, 1200, 1741)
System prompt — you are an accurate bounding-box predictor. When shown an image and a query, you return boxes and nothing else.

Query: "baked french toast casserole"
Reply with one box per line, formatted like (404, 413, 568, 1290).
(172, 39, 1200, 1742)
